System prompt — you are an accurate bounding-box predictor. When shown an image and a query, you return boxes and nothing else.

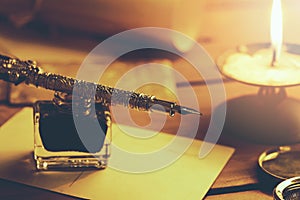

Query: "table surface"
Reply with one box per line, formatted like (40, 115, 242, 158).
(0, 83, 286, 200)
(1, 1, 300, 198)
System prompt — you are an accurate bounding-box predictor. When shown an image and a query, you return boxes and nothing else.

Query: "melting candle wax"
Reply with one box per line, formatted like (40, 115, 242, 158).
(222, 48, 300, 86)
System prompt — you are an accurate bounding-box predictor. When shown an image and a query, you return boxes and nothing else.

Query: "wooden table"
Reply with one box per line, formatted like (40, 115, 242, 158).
(0, 82, 288, 200)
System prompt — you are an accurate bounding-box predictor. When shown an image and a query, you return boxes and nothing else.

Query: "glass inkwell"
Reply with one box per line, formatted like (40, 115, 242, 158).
(33, 92, 112, 170)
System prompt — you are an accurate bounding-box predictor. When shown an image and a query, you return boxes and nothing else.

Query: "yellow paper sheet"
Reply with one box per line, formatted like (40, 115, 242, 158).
(0, 108, 234, 199)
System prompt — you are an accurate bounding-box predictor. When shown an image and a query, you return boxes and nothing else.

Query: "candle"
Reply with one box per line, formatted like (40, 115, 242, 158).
(219, 0, 300, 87)
(221, 46, 300, 86)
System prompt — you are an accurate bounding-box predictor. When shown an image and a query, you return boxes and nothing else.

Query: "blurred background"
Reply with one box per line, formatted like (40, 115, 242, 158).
(1, 0, 300, 46)
(0, 0, 300, 106)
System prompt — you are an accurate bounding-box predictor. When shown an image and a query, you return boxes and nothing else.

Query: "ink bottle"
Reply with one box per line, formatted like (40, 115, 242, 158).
(33, 92, 111, 170)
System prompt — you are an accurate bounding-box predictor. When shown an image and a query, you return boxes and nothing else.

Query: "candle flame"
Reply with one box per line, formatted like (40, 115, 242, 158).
(270, 0, 283, 63)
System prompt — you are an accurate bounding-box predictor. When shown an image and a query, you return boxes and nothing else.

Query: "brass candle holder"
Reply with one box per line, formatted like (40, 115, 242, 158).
(218, 43, 300, 193)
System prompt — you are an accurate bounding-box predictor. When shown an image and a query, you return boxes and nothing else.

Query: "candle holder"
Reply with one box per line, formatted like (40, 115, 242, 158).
(217, 43, 300, 186)
(217, 43, 300, 144)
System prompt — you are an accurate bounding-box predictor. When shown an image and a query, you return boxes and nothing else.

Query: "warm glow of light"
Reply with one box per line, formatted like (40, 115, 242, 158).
(172, 34, 195, 52)
(271, 0, 283, 59)
(171, 0, 204, 52)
